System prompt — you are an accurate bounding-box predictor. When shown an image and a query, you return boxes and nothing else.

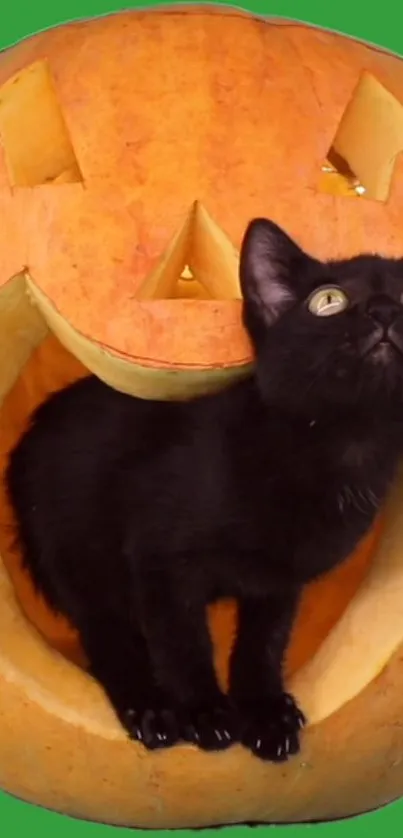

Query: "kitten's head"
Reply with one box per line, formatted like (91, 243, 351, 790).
(240, 218, 403, 419)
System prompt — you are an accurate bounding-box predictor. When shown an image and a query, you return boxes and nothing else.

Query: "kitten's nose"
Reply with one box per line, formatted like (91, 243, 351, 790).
(366, 295, 401, 327)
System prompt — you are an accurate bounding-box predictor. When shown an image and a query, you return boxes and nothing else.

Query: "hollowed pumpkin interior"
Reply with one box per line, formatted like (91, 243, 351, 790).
(0, 332, 383, 689)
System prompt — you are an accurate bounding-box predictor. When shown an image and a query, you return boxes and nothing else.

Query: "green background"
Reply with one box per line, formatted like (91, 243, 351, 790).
(0, 0, 402, 834)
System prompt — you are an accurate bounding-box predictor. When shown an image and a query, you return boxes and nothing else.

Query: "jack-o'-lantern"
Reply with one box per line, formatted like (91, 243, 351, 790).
(1, 6, 403, 830)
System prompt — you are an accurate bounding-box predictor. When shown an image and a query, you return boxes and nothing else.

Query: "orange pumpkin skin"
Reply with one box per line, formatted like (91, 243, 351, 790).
(2, 7, 403, 830)
(1, 8, 403, 394)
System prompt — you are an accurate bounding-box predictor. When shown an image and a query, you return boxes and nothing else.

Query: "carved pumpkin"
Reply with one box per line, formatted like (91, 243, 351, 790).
(1, 6, 403, 829)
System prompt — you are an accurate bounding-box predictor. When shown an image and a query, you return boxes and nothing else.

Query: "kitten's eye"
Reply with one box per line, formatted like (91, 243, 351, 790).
(307, 286, 349, 317)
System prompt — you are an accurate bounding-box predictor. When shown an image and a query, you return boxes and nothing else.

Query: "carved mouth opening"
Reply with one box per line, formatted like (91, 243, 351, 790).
(0, 277, 400, 733)
(0, 334, 383, 681)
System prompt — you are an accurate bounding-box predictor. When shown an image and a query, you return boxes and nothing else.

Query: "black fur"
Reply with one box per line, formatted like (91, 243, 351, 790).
(5, 218, 403, 762)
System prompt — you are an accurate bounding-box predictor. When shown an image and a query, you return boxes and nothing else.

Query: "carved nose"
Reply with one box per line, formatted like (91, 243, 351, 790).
(367, 295, 402, 327)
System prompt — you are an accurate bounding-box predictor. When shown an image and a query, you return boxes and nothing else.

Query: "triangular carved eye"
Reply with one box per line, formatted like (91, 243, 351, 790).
(318, 72, 403, 202)
(0, 60, 83, 187)
(136, 201, 241, 302)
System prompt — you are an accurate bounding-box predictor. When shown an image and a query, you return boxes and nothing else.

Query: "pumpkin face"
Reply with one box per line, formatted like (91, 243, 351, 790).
(2, 7, 403, 830)
(2, 9, 403, 397)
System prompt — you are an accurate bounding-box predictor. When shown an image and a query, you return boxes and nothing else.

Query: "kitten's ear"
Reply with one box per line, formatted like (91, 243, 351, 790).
(240, 218, 308, 327)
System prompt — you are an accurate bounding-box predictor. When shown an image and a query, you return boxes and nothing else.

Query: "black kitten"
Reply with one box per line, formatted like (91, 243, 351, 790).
(6, 219, 403, 763)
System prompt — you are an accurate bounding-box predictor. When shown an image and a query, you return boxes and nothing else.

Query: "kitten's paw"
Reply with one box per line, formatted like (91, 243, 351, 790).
(123, 706, 180, 750)
(179, 699, 239, 752)
(238, 692, 306, 762)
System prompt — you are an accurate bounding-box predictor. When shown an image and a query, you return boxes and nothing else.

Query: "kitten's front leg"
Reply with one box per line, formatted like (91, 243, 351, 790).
(79, 611, 181, 750)
(229, 591, 306, 762)
(135, 565, 238, 752)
